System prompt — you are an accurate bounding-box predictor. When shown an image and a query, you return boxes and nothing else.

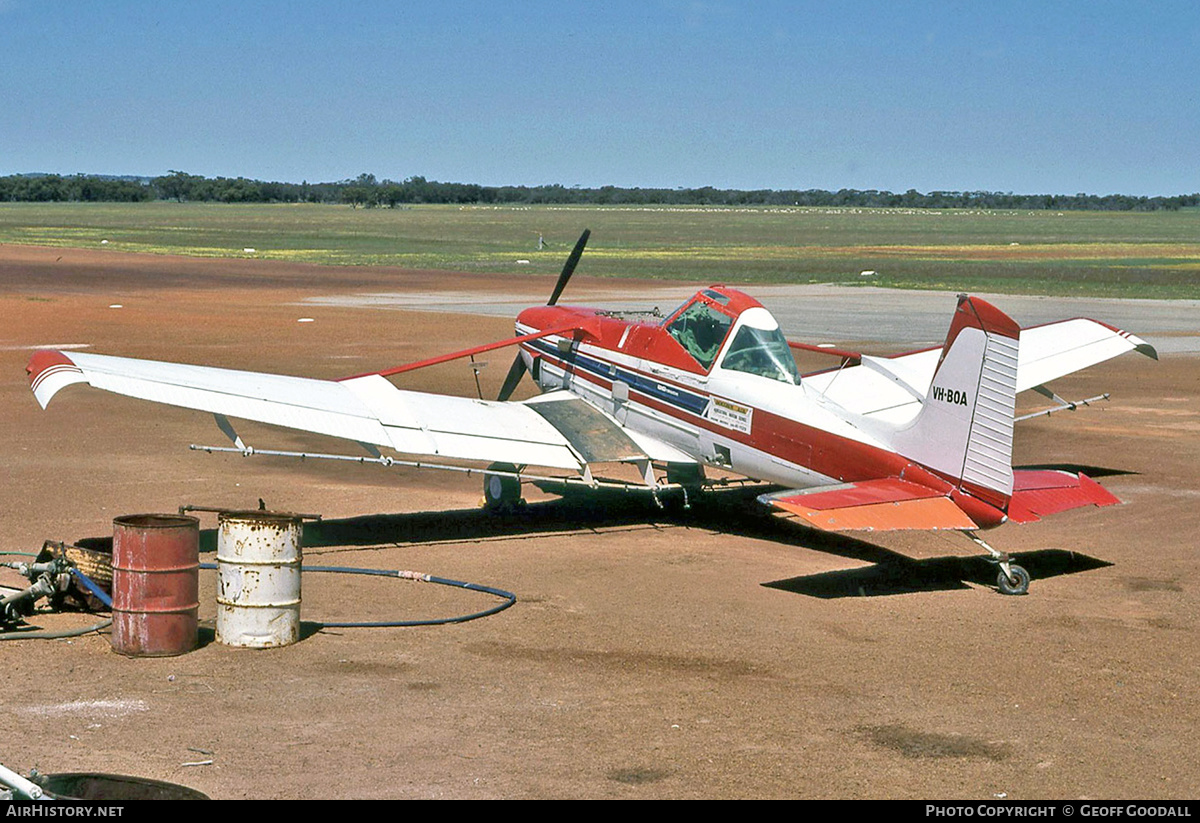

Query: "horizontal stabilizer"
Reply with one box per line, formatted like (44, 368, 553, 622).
(1017, 319, 1156, 392)
(1007, 470, 1121, 524)
(801, 314, 1156, 424)
(759, 479, 979, 532)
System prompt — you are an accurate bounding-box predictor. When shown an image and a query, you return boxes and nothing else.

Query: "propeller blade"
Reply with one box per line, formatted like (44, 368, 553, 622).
(496, 353, 528, 402)
(546, 229, 590, 306)
(498, 229, 587, 400)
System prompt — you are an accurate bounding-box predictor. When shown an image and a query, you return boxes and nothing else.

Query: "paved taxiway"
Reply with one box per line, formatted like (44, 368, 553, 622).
(305, 284, 1200, 355)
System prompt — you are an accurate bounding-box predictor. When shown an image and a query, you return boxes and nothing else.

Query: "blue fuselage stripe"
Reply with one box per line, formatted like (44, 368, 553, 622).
(526, 338, 710, 417)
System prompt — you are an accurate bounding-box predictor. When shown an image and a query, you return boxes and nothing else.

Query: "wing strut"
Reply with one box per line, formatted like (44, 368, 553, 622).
(1015, 388, 1110, 422)
(213, 413, 248, 451)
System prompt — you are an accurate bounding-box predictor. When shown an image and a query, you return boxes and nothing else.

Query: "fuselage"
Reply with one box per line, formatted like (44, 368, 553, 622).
(514, 286, 924, 492)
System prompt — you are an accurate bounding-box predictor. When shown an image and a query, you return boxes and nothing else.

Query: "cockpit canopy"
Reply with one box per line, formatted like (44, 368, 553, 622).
(663, 287, 800, 384)
(719, 308, 801, 384)
(664, 294, 733, 370)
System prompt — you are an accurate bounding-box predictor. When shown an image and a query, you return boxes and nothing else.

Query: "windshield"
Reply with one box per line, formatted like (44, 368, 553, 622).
(720, 324, 801, 384)
(665, 300, 734, 370)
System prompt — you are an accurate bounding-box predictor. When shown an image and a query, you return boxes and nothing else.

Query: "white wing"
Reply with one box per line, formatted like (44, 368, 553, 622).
(801, 318, 1156, 422)
(28, 350, 690, 470)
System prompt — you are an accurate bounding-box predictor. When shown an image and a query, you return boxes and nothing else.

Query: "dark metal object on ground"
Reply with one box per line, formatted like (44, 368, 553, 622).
(38, 772, 209, 801)
(1, 561, 63, 625)
(37, 540, 112, 611)
(1, 551, 84, 626)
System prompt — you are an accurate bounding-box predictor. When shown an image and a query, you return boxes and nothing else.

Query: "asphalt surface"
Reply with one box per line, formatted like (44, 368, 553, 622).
(304, 283, 1200, 354)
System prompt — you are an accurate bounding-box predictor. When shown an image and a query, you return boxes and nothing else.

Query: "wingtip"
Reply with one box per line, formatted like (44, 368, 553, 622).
(1095, 322, 1159, 362)
(26, 349, 85, 408)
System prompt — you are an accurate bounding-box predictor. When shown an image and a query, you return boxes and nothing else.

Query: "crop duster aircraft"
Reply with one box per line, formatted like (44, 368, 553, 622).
(27, 231, 1157, 595)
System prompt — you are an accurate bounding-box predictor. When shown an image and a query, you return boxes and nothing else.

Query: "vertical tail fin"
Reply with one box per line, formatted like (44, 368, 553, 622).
(892, 295, 1020, 508)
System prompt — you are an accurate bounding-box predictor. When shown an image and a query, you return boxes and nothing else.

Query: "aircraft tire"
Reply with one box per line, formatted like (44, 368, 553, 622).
(997, 564, 1030, 596)
(483, 463, 521, 512)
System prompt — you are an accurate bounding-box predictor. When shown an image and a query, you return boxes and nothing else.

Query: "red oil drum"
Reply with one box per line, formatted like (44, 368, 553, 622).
(110, 514, 200, 657)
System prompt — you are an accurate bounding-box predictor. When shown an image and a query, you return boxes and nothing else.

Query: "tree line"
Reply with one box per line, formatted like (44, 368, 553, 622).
(2, 171, 1197, 212)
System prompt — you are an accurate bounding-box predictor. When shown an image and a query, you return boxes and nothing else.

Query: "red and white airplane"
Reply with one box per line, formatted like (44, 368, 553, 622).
(27, 231, 1156, 594)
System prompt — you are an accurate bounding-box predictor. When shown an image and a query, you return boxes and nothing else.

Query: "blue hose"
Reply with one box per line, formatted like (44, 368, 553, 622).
(198, 562, 516, 627)
(9, 563, 511, 638)
(70, 567, 113, 609)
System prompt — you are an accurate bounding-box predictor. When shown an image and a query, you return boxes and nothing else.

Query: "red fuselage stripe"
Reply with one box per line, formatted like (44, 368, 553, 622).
(532, 345, 914, 485)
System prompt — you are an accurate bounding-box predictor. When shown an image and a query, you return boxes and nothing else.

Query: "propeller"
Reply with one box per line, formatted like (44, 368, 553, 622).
(496, 351, 529, 403)
(547, 228, 590, 306)
(497, 229, 590, 401)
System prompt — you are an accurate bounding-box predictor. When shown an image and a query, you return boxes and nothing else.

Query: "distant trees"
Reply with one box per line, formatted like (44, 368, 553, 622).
(153, 170, 204, 201)
(1, 171, 1197, 211)
(0, 174, 152, 202)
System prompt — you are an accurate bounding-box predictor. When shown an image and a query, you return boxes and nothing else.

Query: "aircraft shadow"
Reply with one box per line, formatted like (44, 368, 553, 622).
(1014, 462, 1137, 479)
(300, 493, 689, 551)
(71, 482, 1115, 598)
(763, 549, 1112, 598)
(301, 485, 1114, 597)
(74, 493, 698, 555)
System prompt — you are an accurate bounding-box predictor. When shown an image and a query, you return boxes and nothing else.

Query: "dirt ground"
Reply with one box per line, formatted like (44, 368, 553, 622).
(2, 245, 1197, 800)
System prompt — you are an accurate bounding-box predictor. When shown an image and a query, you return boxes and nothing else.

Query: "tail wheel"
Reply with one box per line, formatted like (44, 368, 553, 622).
(997, 564, 1030, 596)
(483, 463, 521, 512)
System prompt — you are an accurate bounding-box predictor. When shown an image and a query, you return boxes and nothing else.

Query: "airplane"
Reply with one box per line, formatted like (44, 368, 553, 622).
(26, 230, 1157, 595)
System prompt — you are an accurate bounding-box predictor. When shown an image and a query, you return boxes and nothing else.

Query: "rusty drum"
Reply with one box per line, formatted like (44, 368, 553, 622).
(215, 511, 302, 648)
(110, 514, 200, 657)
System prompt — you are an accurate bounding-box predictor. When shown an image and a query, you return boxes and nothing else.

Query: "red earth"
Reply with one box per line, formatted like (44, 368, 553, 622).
(2, 245, 1197, 799)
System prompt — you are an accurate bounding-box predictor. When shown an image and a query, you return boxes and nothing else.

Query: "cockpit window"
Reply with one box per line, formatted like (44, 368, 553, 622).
(719, 324, 801, 384)
(665, 300, 734, 370)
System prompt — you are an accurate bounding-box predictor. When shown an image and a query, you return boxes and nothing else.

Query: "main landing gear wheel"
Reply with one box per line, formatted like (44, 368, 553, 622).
(483, 462, 521, 512)
(997, 564, 1031, 596)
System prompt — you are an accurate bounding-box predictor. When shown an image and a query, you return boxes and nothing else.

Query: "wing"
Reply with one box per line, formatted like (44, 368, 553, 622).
(27, 349, 690, 471)
(801, 317, 1156, 422)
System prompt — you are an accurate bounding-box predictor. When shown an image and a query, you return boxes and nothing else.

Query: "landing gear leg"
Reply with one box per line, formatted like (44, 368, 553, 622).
(965, 530, 1030, 596)
(483, 463, 522, 512)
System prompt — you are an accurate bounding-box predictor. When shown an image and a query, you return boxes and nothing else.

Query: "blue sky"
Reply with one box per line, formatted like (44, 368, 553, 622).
(2, 0, 1197, 195)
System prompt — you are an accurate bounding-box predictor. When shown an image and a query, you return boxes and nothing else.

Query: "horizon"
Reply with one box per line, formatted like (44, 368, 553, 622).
(6, 170, 1198, 200)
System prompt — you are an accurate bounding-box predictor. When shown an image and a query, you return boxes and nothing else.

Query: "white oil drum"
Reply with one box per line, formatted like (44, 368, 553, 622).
(215, 511, 302, 648)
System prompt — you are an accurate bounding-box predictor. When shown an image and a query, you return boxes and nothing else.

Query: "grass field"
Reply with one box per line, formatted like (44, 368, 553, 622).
(2, 201, 1199, 298)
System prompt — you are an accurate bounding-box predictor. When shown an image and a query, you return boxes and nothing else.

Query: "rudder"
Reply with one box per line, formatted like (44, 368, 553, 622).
(891, 295, 1020, 508)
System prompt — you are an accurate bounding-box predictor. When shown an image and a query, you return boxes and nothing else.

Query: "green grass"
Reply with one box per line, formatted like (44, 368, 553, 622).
(2, 201, 1199, 298)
